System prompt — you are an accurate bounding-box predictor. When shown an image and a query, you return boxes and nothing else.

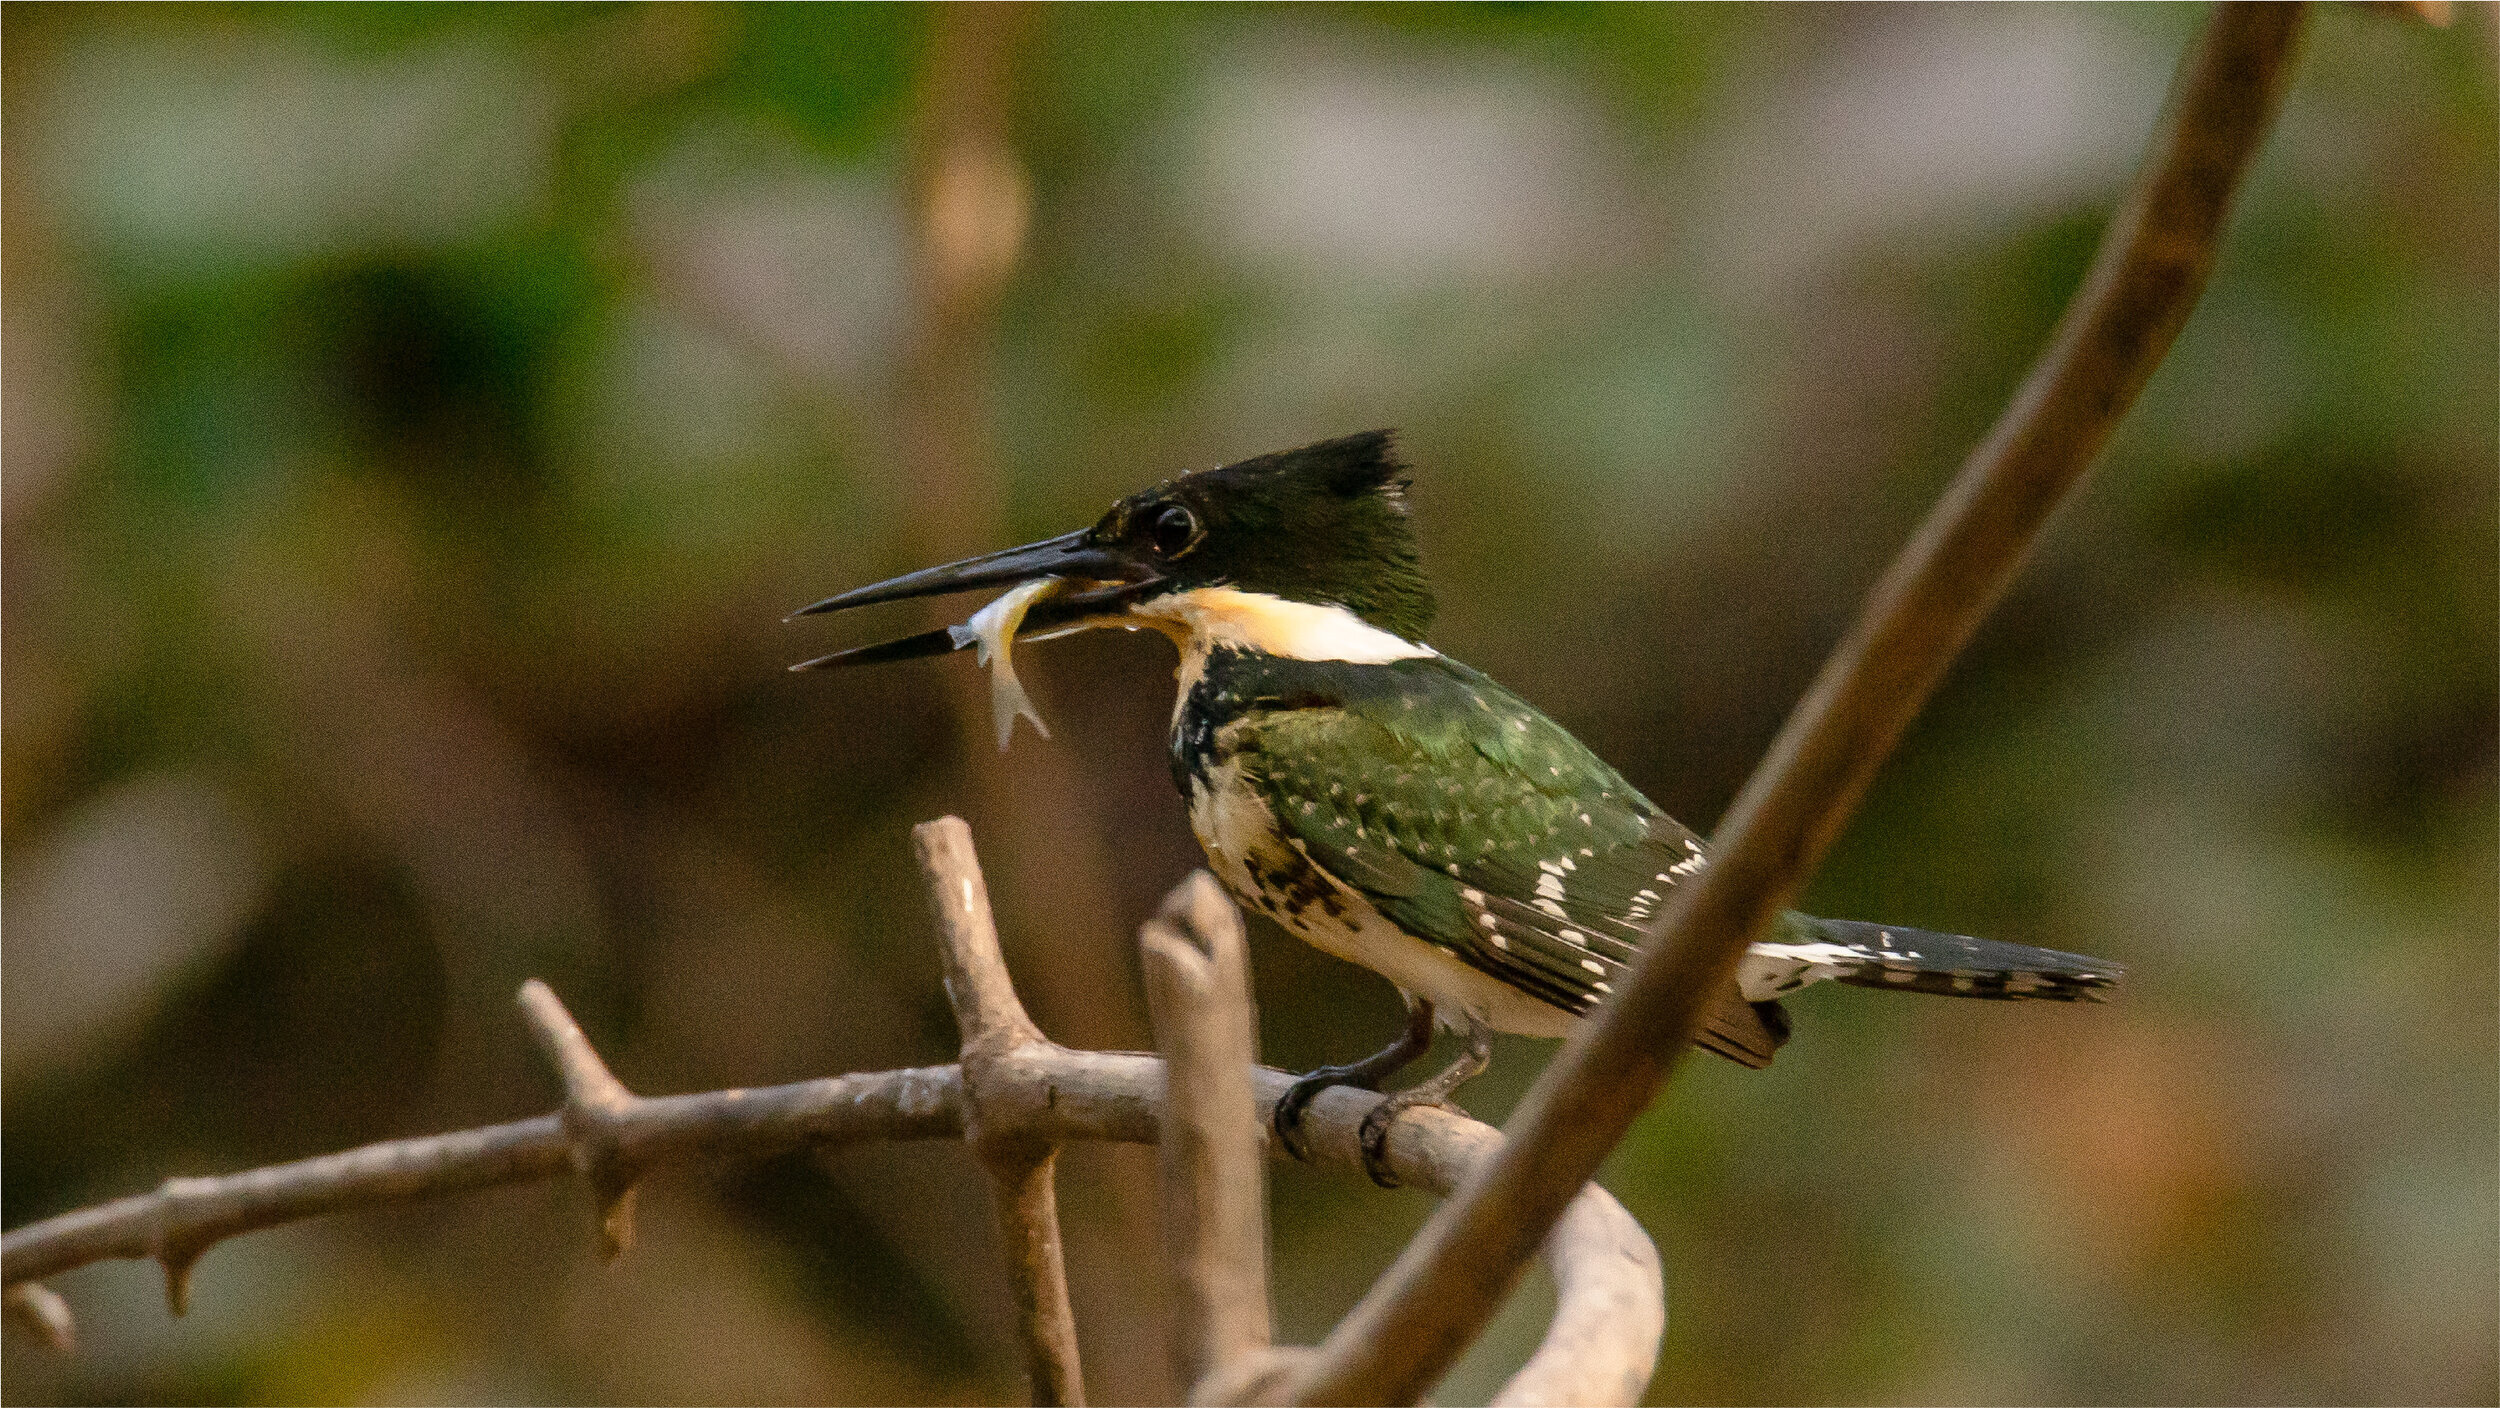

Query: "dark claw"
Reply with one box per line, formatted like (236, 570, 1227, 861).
(1272, 999, 1439, 1168)
(1352, 1015, 1492, 1189)
(1357, 1100, 1406, 1188)
(1272, 1071, 1332, 1162)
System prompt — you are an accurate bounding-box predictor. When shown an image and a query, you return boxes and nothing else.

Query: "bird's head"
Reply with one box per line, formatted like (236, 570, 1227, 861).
(790, 430, 1437, 670)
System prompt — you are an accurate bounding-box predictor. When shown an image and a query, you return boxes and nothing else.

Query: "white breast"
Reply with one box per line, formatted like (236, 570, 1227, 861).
(1185, 754, 1578, 1040)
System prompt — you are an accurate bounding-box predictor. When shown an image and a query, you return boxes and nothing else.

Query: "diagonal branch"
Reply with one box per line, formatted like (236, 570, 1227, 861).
(1281, 5, 2313, 1403)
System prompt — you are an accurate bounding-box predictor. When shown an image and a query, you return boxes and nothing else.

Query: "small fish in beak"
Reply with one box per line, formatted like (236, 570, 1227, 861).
(953, 577, 1066, 750)
(787, 523, 1168, 741)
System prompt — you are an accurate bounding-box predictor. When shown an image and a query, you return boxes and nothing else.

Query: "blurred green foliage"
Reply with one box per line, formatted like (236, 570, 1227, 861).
(3, 4, 2492, 1405)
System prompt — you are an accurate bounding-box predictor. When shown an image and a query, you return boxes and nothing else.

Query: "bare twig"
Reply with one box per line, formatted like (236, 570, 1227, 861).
(0, 1040, 1657, 1404)
(1280, 7, 2312, 1403)
(916, 817, 1086, 1407)
(0, 1060, 1657, 1403)
(1487, 1192, 1661, 1408)
(517, 979, 645, 1259)
(1140, 871, 1274, 1393)
(4, 818, 1661, 1403)
(3, 1282, 75, 1355)
(0, 1066, 959, 1292)
(918, 818, 1052, 1059)
(984, 1156, 1085, 1408)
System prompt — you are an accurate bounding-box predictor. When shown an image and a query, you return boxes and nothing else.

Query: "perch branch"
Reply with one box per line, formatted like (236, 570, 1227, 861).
(1, 1042, 1657, 1404)
(0, 1066, 960, 1293)
(1281, 5, 2312, 1403)
(1140, 871, 1275, 1395)
(916, 816, 1086, 1407)
(5, 817, 1659, 1403)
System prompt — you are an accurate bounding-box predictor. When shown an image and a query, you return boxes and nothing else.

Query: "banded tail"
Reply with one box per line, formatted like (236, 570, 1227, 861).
(1743, 915, 2122, 1004)
(1697, 917, 2119, 1070)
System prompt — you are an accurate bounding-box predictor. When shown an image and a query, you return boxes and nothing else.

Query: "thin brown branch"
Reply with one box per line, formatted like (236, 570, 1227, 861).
(517, 979, 645, 1258)
(916, 816, 1085, 1407)
(5, 823, 1660, 1404)
(918, 816, 1051, 1058)
(983, 1153, 1086, 1408)
(0, 1051, 1657, 1402)
(3, 1282, 75, 1355)
(1140, 871, 1274, 1393)
(900, 13, 1172, 1399)
(0, 1065, 960, 1293)
(0, 1041, 1657, 1403)
(1282, 6, 2312, 1403)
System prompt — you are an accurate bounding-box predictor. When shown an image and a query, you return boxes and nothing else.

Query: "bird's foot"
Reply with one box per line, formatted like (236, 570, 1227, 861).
(1355, 1017, 1494, 1187)
(1272, 1000, 1439, 1163)
(1355, 1091, 1460, 1188)
(1273, 1060, 1384, 1162)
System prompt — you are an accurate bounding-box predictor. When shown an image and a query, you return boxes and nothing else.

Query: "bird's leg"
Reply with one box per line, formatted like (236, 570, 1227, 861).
(1272, 995, 1436, 1163)
(1357, 1012, 1493, 1188)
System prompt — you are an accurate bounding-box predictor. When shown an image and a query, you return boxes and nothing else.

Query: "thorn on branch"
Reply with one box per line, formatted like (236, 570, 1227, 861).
(4, 1282, 76, 1354)
(148, 1177, 220, 1316)
(516, 979, 646, 1260)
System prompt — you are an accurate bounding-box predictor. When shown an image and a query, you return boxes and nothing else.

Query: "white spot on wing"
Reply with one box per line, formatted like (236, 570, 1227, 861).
(1734, 940, 1870, 1002)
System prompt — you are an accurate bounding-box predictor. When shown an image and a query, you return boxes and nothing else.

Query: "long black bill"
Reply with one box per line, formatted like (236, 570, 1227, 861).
(786, 529, 1157, 672)
(787, 529, 1125, 618)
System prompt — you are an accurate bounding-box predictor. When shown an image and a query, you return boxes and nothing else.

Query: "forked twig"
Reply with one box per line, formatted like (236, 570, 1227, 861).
(2, 822, 1661, 1405)
(1281, 6, 2313, 1403)
(517, 979, 646, 1259)
(915, 817, 1087, 1407)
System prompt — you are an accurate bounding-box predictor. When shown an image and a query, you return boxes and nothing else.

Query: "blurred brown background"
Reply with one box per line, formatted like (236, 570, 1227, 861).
(3, 4, 2493, 1404)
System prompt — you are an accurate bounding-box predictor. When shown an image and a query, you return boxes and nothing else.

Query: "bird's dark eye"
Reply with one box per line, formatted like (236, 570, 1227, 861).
(1149, 504, 1199, 557)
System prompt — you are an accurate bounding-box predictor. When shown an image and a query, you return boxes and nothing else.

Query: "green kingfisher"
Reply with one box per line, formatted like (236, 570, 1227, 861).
(792, 431, 2120, 1183)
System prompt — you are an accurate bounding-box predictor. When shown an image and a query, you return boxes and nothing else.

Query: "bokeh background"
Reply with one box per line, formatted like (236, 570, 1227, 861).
(4, 4, 2493, 1404)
